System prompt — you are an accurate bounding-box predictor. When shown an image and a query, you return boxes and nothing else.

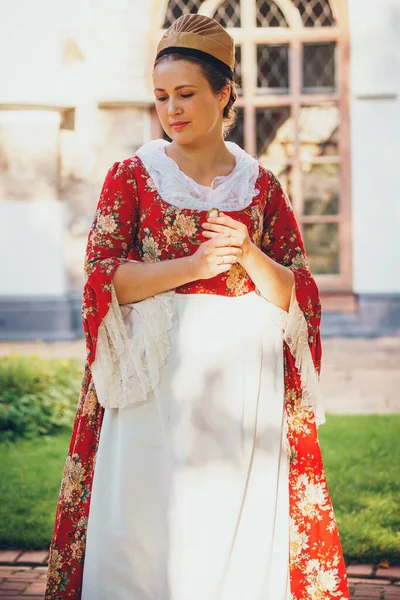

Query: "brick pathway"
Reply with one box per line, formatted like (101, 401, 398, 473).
(1, 337, 399, 415)
(0, 552, 399, 599)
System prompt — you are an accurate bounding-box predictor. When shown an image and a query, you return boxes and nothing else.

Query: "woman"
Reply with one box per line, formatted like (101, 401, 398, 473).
(45, 14, 350, 600)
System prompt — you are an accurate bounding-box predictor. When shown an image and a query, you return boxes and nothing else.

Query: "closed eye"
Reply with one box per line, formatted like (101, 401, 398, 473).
(156, 93, 194, 102)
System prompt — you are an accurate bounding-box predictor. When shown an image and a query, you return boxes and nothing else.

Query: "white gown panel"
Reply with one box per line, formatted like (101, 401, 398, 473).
(81, 292, 290, 600)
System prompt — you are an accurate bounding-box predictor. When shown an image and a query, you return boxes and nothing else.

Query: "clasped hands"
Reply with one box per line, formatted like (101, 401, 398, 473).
(190, 211, 254, 280)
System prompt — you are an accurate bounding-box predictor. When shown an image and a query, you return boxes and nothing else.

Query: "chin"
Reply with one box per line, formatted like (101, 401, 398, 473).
(168, 130, 200, 145)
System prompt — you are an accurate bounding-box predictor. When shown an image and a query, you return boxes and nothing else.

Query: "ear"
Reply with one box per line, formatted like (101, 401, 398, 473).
(219, 84, 231, 111)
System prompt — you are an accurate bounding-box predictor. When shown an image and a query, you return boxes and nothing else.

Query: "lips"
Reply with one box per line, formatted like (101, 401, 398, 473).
(171, 122, 189, 130)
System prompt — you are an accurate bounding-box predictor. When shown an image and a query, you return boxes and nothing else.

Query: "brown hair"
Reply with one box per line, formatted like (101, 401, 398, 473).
(153, 53, 238, 137)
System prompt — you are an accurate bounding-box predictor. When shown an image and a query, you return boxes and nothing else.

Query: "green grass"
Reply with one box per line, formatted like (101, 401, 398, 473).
(0, 432, 70, 550)
(0, 415, 399, 564)
(319, 414, 400, 565)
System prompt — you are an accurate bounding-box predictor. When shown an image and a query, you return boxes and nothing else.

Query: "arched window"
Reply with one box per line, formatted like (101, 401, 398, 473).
(256, 1, 288, 27)
(159, 0, 351, 295)
(163, 0, 203, 28)
(212, 0, 241, 27)
(292, 0, 335, 27)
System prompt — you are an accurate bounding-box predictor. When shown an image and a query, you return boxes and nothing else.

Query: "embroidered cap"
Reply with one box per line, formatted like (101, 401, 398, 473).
(155, 14, 235, 80)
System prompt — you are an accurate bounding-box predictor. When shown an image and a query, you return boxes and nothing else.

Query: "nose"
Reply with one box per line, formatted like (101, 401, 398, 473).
(167, 97, 182, 116)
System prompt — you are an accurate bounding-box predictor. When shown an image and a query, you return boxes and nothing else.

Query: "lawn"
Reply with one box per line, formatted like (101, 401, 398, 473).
(0, 431, 70, 550)
(318, 414, 400, 565)
(0, 415, 399, 564)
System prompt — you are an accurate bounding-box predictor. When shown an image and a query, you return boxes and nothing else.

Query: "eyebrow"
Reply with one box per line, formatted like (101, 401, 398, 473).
(154, 84, 198, 91)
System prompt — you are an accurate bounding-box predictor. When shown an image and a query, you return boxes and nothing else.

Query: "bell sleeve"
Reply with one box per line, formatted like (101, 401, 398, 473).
(261, 171, 325, 426)
(82, 159, 175, 410)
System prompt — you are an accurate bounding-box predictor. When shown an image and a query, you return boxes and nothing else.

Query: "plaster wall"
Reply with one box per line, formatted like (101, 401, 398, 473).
(348, 0, 400, 293)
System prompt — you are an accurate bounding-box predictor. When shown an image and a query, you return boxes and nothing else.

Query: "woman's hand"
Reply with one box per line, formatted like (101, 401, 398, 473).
(190, 235, 243, 279)
(201, 212, 253, 265)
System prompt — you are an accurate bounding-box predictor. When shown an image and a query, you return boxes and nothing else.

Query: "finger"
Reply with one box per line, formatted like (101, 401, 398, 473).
(202, 230, 230, 239)
(209, 236, 241, 248)
(207, 214, 239, 229)
(202, 231, 242, 246)
(202, 222, 234, 234)
(217, 254, 241, 265)
(217, 247, 242, 257)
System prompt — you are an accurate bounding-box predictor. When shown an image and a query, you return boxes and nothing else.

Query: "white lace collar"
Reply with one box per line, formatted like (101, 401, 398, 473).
(136, 138, 260, 211)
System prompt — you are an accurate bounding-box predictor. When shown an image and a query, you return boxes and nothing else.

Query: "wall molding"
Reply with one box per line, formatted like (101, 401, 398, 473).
(0, 293, 399, 341)
(322, 294, 400, 337)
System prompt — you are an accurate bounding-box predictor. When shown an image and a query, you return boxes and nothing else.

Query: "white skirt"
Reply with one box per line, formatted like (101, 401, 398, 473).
(81, 291, 291, 600)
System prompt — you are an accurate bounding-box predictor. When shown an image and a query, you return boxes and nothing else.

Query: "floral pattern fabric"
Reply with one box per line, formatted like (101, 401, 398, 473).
(45, 157, 349, 599)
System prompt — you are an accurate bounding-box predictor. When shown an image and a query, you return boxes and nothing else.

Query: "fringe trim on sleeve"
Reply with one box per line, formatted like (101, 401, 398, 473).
(283, 285, 326, 427)
(91, 284, 176, 409)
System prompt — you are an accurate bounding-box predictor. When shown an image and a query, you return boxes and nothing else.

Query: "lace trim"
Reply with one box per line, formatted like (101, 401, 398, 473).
(91, 283, 176, 409)
(283, 285, 326, 427)
(136, 138, 260, 211)
(90, 276, 324, 424)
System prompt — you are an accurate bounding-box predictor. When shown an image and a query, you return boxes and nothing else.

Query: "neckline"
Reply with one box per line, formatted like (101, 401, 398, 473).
(134, 138, 261, 212)
(134, 154, 264, 214)
(160, 141, 240, 190)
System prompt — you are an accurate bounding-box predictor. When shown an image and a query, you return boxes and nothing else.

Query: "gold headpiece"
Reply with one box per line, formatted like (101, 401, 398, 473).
(156, 14, 235, 79)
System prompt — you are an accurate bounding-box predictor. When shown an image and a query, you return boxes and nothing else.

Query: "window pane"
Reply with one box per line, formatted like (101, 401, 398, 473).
(292, 0, 335, 27)
(226, 107, 244, 148)
(212, 0, 241, 27)
(302, 164, 339, 215)
(303, 43, 336, 92)
(256, 0, 288, 27)
(256, 107, 293, 159)
(299, 103, 339, 159)
(163, 0, 203, 28)
(267, 164, 292, 199)
(303, 222, 340, 274)
(234, 46, 242, 91)
(257, 44, 289, 92)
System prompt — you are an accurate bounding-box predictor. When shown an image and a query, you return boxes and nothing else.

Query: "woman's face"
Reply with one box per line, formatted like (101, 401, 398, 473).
(153, 59, 230, 145)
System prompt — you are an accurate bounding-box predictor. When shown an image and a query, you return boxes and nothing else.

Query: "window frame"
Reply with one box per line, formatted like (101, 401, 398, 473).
(155, 0, 352, 297)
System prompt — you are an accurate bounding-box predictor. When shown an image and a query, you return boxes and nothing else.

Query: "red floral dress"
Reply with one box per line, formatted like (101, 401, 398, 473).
(45, 155, 350, 599)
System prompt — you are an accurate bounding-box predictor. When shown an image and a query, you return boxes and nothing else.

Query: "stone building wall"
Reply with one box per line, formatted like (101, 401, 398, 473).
(0, 0, 399, 338)
(58, 0, 158, 289)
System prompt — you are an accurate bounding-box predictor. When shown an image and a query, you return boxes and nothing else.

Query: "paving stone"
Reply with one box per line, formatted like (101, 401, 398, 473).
(0, 553, 21, 564)
(1, 570, 33, 575)
(16, 553, 48, 566)
(0, 597, 41, 600)
(0, 571, 15, 579)
(7, 572, 38, 581)
(352, 584, 386, 598)
(376, 567, 400, 579)
(349, 578, 391, 585)
(384, 589, 400, 599)
(348, 564, 375, 577)
(352, 592, 381, 599)
(22, 581, 46, 595)
(0, 581, 26, 591)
